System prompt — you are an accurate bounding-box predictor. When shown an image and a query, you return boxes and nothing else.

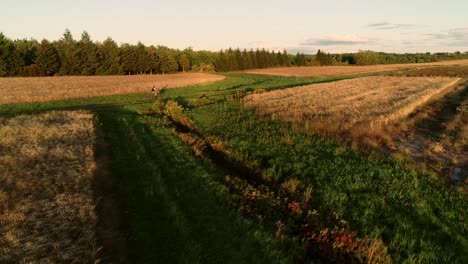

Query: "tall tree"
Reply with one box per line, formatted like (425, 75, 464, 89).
(56, 29, 79, 75)
(215, 50, 228, 72)
(14, 39, 38, 67)
(120, 44, 138, 75)
(294, 52, 306, 66)
(241, 49, 253, 70)
(178, 54, 190, 72)
(0, 33, 22, 76)
(135, 42, 151, 74)
(0, 33, 10, 76)
(76, 31, 98, 75)
(158, 49, 178, 74)
(96, 37, 122, 75)
(282, 50, 290, 66)
(35, 39, 61, 76)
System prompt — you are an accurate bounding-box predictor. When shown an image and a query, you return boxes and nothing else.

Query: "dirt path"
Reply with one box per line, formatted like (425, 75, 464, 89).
(389, 80, 468, 192)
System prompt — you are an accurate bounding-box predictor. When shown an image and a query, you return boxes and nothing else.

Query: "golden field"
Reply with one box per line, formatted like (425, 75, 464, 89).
(0, 111, 98, 263)
(243, 59, 468, 77)
(0, 73, 225, 105)
(243, 76, 461, 137)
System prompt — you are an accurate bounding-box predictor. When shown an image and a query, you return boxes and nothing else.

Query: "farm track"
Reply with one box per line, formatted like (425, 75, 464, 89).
(391, 80, 468, 186)
(413, 81, 468, 138)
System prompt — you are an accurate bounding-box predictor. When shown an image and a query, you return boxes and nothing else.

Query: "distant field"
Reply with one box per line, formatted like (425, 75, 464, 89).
(243, 76, 461, 135)
(243, 59, 468, 77)
(0, 73, 225, 105)
(0, 111, 98, 263)
(397, 65, 468, 77)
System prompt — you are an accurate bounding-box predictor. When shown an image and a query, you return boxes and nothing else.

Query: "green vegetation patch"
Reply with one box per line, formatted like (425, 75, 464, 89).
(187, 101, 468, 263)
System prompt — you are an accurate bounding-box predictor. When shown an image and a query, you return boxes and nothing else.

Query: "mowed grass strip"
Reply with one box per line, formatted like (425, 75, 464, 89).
(243, 59, 468, 77)
(0, 111, 98, 263)
(0, 73, 225, 105)
(243, 76, 461, 134)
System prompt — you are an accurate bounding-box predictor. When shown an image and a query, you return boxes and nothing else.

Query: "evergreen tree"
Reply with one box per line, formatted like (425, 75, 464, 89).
(215, 50, 227, 72)
(249, 50, 258, 69)
(294, 52, 306, 66)
(0, 33, 10, 76)
(56, 29, 79, 75)
(14, 39, 38, 67)
(226, 48, 238, 71)
(146, 46, 160, 74)
(158, 49, 178, 74)
(35, 39, 61, 76)
(96, 37, 122, 75)
(135, 42, 151, 74)
(316, 49, 323, 65)
(235, 48, 243, 70)
(77, 31, 98, 75)
(241, 49, 253, 70)
(255, 49, 263, 68)
(282, 50, 290, 66)
(0, 33, 22, 76)
(120, 44, 138, 74)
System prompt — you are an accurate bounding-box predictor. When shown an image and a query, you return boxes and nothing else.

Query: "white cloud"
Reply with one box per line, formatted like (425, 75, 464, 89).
(368, 22, 418, 30)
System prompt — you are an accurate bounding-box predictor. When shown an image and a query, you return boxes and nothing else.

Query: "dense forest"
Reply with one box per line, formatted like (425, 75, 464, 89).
(0, 30, 467, 77)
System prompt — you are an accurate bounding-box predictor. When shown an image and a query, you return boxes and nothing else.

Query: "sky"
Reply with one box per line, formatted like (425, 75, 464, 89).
(1, 0, 467, 54)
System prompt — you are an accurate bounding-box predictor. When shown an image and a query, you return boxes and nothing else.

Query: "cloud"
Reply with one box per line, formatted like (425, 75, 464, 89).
(302, 34, 369, 46)
(426, 28, 468, 46)
(426, 28, 468, 40)
(368, 22, 417, 30)
(368, 22, 391, 28)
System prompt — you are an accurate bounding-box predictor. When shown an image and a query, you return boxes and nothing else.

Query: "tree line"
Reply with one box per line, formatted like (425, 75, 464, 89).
(308, 50, 468, 66)
(0, 30, 295, 77)
(1, 30, 467, 77)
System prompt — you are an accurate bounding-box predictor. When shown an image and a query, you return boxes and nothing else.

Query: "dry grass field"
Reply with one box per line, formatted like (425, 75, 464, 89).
(243, 76, 461, 141)
(0, 111, 98, 263)
(243, 59, 468, 77)
(0, 73, 225, 105)
(397, 65, 468, 78)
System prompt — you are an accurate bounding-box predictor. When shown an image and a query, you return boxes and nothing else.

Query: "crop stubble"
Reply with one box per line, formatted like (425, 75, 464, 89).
(0, 73, 225, 105)
(243, 59, 468, 77)
(0, 111, 98, 263)
(243, 76, 461, 136)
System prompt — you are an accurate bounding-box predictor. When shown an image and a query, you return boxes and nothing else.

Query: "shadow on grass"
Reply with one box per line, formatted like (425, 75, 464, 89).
(95, 107, 288, 263)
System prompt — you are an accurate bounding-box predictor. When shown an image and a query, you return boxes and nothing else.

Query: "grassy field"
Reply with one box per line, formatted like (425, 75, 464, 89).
(0, 111, 98, 263)
(0, 73, 225, 105)
(243, 59, 468, 77)
(1, 71, 467, 263)
(243, 76, 461, 142)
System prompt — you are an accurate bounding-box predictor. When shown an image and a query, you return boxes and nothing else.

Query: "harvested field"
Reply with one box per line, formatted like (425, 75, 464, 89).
(0, 73, 225, 105)
(397, 65, 468, 77)
(243, 59, 468, 77)
(243, 76, 461, 137)
(0, 111, 98, 263)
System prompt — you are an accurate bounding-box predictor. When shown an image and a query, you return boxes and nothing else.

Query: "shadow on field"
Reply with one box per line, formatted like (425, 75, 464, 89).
(92, 122, 127, 263)
(94, 107, 286, 263)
